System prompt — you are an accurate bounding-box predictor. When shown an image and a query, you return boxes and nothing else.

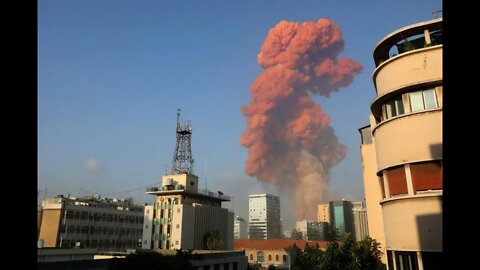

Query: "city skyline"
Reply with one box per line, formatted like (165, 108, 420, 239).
(38, 0, 442, 229)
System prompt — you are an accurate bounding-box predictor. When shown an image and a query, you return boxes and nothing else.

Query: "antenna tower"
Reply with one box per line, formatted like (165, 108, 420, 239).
(171, 109, 194, 174)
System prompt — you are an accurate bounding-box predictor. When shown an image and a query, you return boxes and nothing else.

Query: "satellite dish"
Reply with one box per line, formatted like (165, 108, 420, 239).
(75, 242, 81, 247)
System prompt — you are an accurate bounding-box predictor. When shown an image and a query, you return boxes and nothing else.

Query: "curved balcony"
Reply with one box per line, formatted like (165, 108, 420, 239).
(373, 45, 442, 97)
(381, 193, 442, 251)
(372, 109, 442, 173)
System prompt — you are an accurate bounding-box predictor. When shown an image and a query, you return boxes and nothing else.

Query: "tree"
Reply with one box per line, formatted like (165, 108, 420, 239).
(203, 230, 223, 250)
(295, 233, 386, 270)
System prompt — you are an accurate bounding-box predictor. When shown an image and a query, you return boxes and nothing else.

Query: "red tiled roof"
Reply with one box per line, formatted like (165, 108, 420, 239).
(234, 239, 329, 250)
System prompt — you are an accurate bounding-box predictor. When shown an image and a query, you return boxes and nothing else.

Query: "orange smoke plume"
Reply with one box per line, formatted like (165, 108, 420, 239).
(241, 19, 362, 221)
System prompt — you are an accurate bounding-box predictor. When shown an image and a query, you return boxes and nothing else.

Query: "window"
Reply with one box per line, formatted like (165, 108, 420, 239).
(421, 251, 443, 269)
(276, 254, 279, 261)
(410, 88, 438, 112)
(395, 251, 418, 270)
(283, 255, 287, 262)
(250, 254, 253, 260)
(257, 251, 265, 262)
(383, 95, 404, 119)
(411, 161, 442, 193)
(268, 254, 272, 261)
(386, 166, 408, 196)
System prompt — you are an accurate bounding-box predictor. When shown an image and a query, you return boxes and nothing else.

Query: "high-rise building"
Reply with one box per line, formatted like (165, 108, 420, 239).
(317, 204, 330, 223)
(143, 110, 234, 250)
(38, 195, 144, 250)
(359, 18, 442, 269)
(295, 220, 326, 241)
(351, 202, 369, 242)
(234, 216, 248, 239)
(144, 173, 234, 250)
(329, 200, 354, 239)
(248, 194, 281, 240)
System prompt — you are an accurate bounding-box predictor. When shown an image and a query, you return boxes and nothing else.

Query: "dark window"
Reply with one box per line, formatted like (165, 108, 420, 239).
(383, 95, 405, 120)
(268, 254, 272, 261)
(386, 166, 408, 196)
(387, 250, 394, 270)
(250, 254, 253, 260)
(395, 251, 418, 270)
(421, 251, 443, 269)
(283, 255, 287, 262)
(411, 161, 442, 193)
(276, 254, 279, 261)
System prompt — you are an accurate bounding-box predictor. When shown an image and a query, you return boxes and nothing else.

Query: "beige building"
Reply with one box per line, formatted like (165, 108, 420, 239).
(295, 220, 326, 241)
(143, 173, 234, 250)
(38, 195, 144, 251)
(360, 18, 442, 269)
(235, 239, 328, 269)
(352, 205, 369, 242)
(317, 203, 330, 223)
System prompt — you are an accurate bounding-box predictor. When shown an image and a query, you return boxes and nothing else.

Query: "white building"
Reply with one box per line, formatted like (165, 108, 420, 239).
(143, 173, 234, 250)
(234, 216, 248, 239)
(248, 194, 281, 240)
(295, 220, 326, 241)
(352, 201, 369, 241)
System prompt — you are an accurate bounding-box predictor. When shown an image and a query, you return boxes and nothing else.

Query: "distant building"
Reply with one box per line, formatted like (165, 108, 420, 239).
(234, 216, 248, 239)
(248, 194, 281, 240)
(235, 239, 328, 269)
(329, 200, 354, 239)
(317, 204, 330, 223)
(38, 195, 144, 251)
(351, 202, 369, 241)
(144, 173, 234, 250)
(295, 220, 326, 241)
(282, 230, 292, 239)
(359, 17, 443, 269)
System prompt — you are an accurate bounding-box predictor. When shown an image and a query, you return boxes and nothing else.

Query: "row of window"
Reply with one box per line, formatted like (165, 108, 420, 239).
(380, 160, 442, 198)
(60, 239, 140, 249)
(380, 87, 442, 122)
(249, 252, 287, 263)
(64, 211, 143, 223)
(60, 225, 142, 236)
(386, 250, 442, 270)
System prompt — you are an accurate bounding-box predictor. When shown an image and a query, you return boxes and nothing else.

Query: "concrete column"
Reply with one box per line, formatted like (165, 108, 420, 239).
(417, 251, 424, 270)
(405, 164, 415, 195)
(383, 173, 390, 198)
(424, 29, 431, 45)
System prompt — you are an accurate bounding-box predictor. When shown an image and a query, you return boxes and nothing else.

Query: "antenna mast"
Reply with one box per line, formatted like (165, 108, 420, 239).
(171, 109, 194, 174)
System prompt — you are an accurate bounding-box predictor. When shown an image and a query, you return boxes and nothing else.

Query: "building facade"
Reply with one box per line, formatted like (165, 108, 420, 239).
(360, 18, 443, 269)
(235, 239, 328, 269)
(143, 173, 234, 250)
(329, 200, 354, 239)
(317, 203, 330, 223)
(295, 220, 326, 241)
(38, 195, 144, 251)
(248, 194, 281, 240)
(352, 202, 369, 242)
(234, 216, 248, 239)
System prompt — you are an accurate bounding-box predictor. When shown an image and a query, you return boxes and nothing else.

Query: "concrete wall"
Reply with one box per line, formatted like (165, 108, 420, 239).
(142, 205, 154, 249)
(373, 46, 442, 97)
(360, 143, 386, 262)
(38, 209, 62, 247)
(372, 110, 442, 172)
(381, 195, 442, 252)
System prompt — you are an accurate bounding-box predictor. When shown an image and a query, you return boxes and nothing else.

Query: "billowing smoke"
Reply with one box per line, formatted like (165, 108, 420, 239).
(240, 19, 362, 221)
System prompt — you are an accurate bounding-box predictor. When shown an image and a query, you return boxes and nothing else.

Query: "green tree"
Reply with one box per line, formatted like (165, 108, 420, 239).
(297, 233, 386, 270)
(203, 230, 223, 250)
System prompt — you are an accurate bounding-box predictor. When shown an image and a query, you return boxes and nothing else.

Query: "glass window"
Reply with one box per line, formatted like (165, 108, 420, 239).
(423, 89, 438, 109)
(411, 161, 442, 192)
(395, 251, 418, 270)
(383, 95, 404, 120)
(410, 91, 424, 111)
(257, 251, 264, 262)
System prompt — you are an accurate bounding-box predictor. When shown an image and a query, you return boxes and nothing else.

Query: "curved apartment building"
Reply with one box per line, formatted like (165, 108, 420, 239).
(359, 18, 442, 270)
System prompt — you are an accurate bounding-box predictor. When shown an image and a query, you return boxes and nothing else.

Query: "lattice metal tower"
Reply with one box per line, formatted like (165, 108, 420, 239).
(171, 109, 194, 174)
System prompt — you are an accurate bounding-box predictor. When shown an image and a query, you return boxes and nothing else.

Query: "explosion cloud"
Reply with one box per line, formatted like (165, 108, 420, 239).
(240, 19, 362, 221)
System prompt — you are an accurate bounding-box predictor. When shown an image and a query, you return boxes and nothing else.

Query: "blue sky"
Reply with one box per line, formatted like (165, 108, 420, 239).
(38, 0, 442, 228)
